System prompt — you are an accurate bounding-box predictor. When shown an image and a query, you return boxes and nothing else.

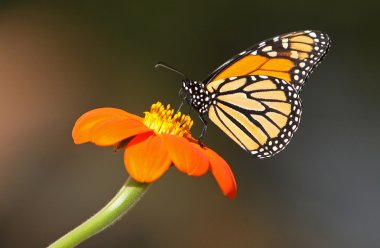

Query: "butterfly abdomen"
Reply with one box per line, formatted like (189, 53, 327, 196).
(182, 80, 215, 114)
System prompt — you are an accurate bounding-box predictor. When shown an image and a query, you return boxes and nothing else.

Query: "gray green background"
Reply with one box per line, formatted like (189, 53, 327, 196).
(0, 0, 379, 247)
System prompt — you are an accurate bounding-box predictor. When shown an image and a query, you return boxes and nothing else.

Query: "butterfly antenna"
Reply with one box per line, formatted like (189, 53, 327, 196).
(155, 61, 188, 80)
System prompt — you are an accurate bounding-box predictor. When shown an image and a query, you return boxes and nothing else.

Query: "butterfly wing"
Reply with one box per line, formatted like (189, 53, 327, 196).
(204, 30, 330, 92)
(206, 75, 302, 158)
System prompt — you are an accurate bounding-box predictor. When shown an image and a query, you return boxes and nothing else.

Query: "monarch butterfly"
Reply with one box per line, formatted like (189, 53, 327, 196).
(157, 30, 331, 158)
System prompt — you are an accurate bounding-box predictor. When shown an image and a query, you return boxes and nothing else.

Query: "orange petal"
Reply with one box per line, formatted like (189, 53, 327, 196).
(91, 119, 152, 146)
(124, 133, 172, 183)
(203, 148, 237, 199)
(72, 108, 142, 144)
(161, 134, 209, 176)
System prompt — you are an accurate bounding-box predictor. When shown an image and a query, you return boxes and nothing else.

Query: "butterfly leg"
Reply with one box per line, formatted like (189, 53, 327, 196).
(177, 98, 185, 112)
(198, 115, 207, 147)
(177, 88, 188, 112)
(187, 98, 193, 115)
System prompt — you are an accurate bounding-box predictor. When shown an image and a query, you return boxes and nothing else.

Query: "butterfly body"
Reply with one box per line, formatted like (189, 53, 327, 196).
(179, 30, 330, 158)
(181, 80, 212, 114)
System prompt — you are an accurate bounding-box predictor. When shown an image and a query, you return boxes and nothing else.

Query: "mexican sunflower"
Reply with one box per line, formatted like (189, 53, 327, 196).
(72, 102, 237, 199)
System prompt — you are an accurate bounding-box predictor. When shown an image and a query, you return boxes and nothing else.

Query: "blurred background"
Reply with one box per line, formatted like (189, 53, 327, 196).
(0, 0, 379, 247)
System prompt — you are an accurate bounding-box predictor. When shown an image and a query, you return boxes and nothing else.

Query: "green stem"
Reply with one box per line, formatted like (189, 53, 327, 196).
(48, 177, 150, 248)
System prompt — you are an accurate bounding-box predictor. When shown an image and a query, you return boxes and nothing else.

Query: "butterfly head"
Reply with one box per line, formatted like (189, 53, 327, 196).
(181, 80, 211, 114)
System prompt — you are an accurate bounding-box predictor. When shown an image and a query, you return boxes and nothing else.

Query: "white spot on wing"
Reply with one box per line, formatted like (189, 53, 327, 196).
(262, 46, 272, 52)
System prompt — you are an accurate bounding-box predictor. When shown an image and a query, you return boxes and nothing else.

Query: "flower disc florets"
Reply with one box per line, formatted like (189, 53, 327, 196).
(143, 102, 193, 137)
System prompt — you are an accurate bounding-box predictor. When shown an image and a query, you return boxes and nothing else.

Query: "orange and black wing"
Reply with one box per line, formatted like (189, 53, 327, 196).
(204, 30, 331, 92)
(206, 75, 302, 158)
(207, 76, 302, 158)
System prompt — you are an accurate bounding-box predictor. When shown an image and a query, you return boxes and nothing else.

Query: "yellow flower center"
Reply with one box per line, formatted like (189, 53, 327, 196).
(143, 102, 194, 136)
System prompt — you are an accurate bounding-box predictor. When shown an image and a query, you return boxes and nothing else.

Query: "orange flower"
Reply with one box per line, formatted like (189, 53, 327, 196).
(72, 102, 237, 199)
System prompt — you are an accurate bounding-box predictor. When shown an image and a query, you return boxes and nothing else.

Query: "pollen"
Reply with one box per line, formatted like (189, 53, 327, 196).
(143, 102, 193, 136)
